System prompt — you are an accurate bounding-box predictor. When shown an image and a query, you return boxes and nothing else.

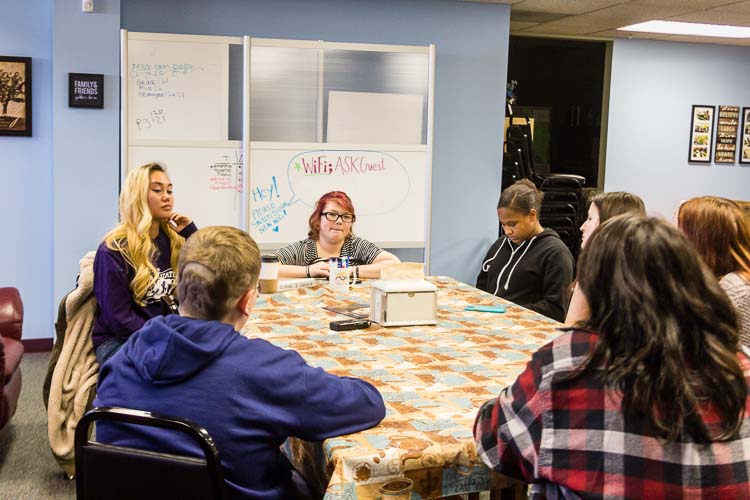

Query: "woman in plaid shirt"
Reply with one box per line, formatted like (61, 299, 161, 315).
(475, 215, 750, 498)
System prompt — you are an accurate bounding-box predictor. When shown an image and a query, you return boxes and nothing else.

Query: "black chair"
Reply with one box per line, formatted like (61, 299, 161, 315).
(75, 406, 227, 500)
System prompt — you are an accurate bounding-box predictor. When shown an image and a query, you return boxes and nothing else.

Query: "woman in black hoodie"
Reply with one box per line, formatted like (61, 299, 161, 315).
(476, 179, 574, 321)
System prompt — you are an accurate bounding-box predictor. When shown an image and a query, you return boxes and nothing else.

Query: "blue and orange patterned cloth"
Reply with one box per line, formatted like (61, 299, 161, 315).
(242, 276, 563, 499)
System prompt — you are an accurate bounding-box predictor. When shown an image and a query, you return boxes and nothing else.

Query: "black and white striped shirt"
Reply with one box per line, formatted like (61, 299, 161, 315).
(275, 236, 383, 266)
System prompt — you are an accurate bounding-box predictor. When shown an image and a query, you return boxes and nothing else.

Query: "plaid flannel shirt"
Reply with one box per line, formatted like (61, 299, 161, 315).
(474, 329, 750, 499)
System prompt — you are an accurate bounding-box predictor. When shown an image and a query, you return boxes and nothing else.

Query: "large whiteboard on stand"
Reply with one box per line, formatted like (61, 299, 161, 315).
(248, 144, 427, 248)
(128, 146, 244, 228)
(127, 38, 229, 141)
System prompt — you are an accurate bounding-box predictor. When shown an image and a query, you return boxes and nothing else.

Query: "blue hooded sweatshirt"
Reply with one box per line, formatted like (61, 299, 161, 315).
(94, 315, 386, 499)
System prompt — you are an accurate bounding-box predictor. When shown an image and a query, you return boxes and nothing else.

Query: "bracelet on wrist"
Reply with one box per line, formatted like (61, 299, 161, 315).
(306, 265, 311, 278)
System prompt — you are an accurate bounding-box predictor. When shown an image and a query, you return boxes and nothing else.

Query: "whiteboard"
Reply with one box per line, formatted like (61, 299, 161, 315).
(248, 144, 427, 248)
(327, 91, 424, 144)
(127, 38, 229, 141)
(128, 146, 243, 228)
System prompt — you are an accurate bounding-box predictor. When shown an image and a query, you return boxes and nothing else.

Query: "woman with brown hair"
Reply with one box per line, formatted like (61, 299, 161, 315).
(565, 191, 645, 325)
(679, 196, 750, 346)
(475, 215, 750, 497)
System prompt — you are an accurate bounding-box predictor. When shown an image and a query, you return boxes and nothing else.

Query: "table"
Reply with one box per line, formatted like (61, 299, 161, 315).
(241, 277, 563, 499)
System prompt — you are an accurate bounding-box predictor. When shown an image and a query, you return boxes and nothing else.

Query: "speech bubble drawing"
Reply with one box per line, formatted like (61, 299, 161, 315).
(285, 150, 410, 215)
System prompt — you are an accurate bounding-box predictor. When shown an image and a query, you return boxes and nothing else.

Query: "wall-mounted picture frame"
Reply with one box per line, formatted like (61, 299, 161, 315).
(688, 105, 714, 163)
(0, 56, 32, 136)
(740, 107, 750, 165)
(69, 72, 104, 108)
(714, 105, 740, 164)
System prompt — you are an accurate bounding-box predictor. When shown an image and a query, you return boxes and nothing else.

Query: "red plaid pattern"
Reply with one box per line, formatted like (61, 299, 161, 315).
(474, 329, 750, 499)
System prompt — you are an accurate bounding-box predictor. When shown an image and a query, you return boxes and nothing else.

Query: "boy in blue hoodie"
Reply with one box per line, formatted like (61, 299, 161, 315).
(94, 226, 386, 499)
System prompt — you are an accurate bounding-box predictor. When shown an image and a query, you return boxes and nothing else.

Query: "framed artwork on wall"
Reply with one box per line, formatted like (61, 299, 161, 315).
(688, 105, 714, 163)
(740, 107, 750, 165)
(0, 56, 32, 136)
(69, 73, 104, 108)
(714, 105, 740, 164)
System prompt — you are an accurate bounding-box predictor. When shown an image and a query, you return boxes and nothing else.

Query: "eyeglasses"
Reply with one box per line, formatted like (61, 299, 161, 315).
(322, 211, 355, 223)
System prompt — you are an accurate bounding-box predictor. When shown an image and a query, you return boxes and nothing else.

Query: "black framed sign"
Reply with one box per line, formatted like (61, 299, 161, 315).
(688, 105, 714, 163)
(714, 105, 740, 164)
(740, 107, 750, 165)
(0, 55, 32, 136)
(69, 72, 103, 108)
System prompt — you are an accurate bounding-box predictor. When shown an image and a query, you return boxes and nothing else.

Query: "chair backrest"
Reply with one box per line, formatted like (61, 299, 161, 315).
(0, 287, 23, 342)
(75, 406, 227, 500)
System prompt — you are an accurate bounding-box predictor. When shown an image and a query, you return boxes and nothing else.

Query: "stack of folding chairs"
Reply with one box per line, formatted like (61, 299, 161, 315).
(503, 115, 587, 260)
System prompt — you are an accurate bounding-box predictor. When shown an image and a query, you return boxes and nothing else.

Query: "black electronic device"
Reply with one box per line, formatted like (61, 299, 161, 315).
(329, 319, 371, 331)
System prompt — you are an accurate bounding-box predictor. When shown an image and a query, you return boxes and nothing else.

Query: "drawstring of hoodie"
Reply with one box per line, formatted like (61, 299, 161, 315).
(503, 235, 538, 290)
(493, 238, 526, 295)
(482, 237, 507, 272)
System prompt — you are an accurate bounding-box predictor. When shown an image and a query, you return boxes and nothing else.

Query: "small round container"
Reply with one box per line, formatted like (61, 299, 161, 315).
(378, 477, 413, 500)
(258, 254, 280, 294)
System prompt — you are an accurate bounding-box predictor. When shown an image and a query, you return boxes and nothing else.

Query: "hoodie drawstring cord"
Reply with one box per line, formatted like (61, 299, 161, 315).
(482, 237, 507, 272)
(493, 239, 526, 296)
(504, 235, 538, 291)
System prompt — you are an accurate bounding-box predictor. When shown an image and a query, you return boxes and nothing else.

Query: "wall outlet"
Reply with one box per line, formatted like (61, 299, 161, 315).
(82, 0, 94, 13)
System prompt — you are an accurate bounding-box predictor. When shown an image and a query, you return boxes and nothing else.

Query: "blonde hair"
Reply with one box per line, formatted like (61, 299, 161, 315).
(104, 163, 184, 305)
(176, 226, 261, 320)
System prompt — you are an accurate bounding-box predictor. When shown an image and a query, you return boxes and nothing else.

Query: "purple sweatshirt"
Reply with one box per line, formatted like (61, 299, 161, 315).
(92, 223, 197, 348)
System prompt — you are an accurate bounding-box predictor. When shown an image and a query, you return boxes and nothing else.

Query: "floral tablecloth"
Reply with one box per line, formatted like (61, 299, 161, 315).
(241, 276, 563, 499)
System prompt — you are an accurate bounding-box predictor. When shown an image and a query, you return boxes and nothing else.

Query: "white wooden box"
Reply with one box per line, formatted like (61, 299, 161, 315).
(369, 280, 438, 327)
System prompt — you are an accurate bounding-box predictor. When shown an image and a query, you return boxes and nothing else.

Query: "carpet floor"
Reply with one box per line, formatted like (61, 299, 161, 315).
(0, 352, 76, 500)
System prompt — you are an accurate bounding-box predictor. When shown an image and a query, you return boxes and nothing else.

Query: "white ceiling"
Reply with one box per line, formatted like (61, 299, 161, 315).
(465, 0, 750, 46)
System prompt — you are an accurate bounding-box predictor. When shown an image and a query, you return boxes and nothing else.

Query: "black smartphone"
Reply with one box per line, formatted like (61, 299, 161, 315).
(330, 319, 371, 331)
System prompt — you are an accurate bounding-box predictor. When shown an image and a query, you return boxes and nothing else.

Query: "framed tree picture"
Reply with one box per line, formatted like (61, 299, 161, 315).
(688, 105, 714, 163)
(740, 107, 750, 165)
(0, 56, 32, 136)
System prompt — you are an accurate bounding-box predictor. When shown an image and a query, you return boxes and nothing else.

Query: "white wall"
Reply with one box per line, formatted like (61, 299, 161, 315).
(605, 39, 750, 219)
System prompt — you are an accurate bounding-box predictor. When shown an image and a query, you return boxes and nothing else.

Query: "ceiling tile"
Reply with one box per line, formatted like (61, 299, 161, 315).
(666, 10, 750, 25)
(510, 20, 541, 31)
(626, 0, 742, 9)
(522, 22, 607, 35)
(592, 29, 673, 39)
(512, 0, 623, 15)
(709, 1, 750, 15)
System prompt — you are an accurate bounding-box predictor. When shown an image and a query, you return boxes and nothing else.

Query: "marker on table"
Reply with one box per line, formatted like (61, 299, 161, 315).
(464, 304, 506, 314)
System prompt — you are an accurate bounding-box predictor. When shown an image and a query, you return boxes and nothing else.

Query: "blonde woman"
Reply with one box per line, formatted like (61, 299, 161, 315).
(93, 163, 196, 364)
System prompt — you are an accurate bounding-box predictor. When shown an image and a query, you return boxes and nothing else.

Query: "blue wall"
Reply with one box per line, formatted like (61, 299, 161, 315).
(122, 0, 511, 284)
(0, 0, 53, 339)
(606, 39, 750, 218)
(52, 0, 121, 328)
(3, 0, 509, 339)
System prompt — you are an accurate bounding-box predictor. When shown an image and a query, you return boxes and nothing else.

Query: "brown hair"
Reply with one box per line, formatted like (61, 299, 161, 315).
(308, 191, 356, 240)
(576, 215, 744, 443)
(177, 226, 260, 321)
(678, 196, 750, 279)
(590, 191, 645, 223)
(497, 179, 544, 214)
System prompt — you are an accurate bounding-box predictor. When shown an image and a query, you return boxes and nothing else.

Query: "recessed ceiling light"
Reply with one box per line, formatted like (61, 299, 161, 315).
(618, 20, 750, 38)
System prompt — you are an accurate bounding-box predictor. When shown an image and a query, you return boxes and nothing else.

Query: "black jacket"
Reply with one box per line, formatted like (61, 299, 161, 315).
(475, 228, 574, 322)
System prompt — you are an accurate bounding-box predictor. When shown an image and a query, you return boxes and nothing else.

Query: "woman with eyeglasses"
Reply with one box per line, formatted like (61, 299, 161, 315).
(275, 191, 400, 279)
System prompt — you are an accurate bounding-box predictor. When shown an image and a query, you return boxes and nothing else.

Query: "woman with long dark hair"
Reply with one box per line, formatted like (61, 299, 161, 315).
(475, 215, 750, 497)
(565, 191, 645, 325)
